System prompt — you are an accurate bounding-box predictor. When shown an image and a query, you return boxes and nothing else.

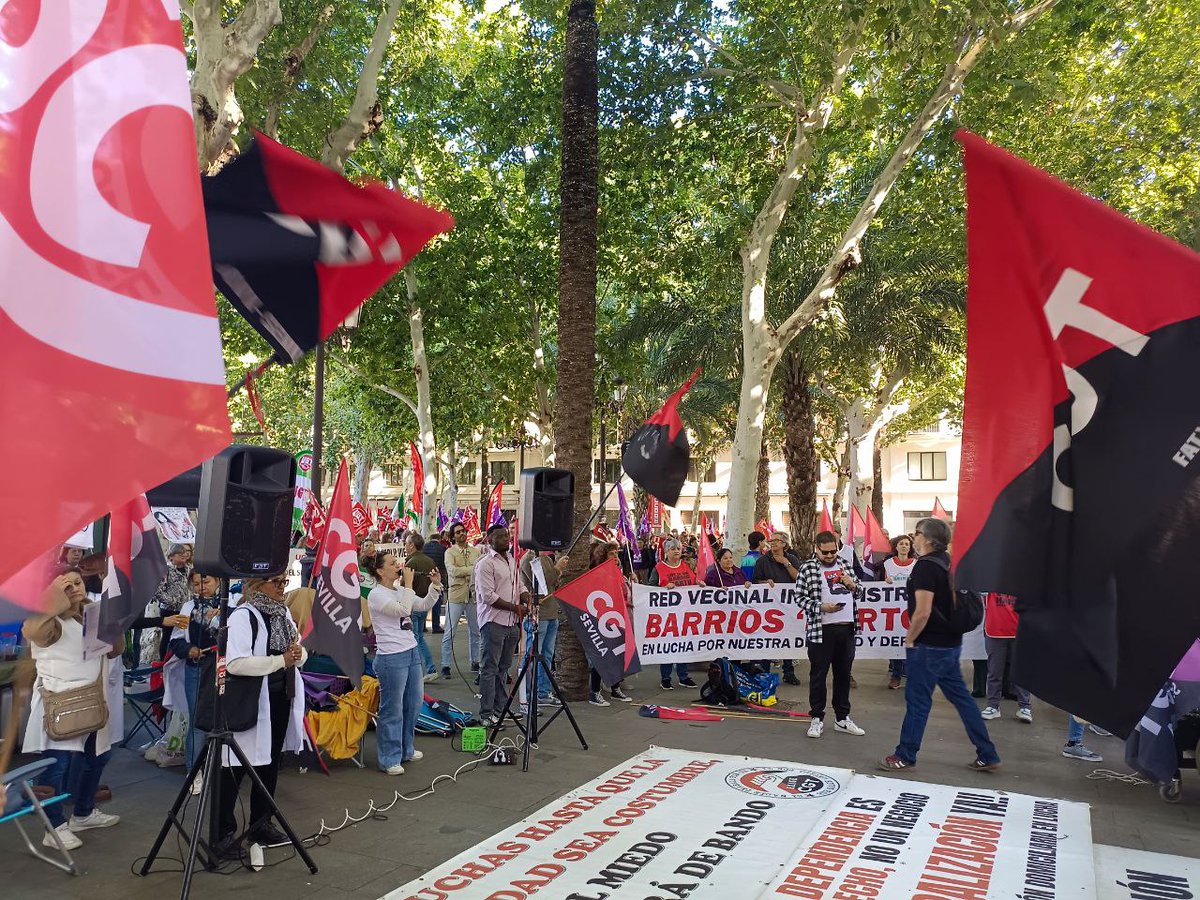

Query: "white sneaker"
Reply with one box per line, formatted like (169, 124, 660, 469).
(69, 809, 120, 830)
(422, 671, 440, 683)
(190, 775, 203, 796)
(1016, 707, 1033, 724)
(407, 750, 424, 762)
(43, 823, 82, 850)
(981, 706, 1001, 720)
(156, 750, 185, 768)
(807, 719, 824, 739)
(835, 718, 865, 736)
(382, 763, 405, 776)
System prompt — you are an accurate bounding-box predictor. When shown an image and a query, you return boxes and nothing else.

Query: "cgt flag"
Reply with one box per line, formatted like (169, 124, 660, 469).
(954, 130, 1200, 736)
(306, 460, 365, 687)
(99, 495, 167, 646)
(0, 2, 231, 584)
(621, 369, 701, 507)
(203, 134, 454, 363)
(556, 559, 641, 687)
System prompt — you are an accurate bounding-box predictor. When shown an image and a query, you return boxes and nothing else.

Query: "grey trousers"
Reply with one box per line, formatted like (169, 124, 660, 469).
(985, 636, 1031, 708)
(479, 622, 519, 717)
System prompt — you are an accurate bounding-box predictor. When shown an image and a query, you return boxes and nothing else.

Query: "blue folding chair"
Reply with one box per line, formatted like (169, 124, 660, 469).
(122, 665, 165, 749)
(1, 758, 77, 874)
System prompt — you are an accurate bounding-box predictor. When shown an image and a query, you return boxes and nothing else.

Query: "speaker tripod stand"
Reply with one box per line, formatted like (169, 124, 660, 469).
(138, 579, 317, 899)
(489, 577, 588, 771)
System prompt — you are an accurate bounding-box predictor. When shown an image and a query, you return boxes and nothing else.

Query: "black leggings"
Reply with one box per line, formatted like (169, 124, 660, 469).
(590, 668, 622, 693)
(219, 685, 289, 838)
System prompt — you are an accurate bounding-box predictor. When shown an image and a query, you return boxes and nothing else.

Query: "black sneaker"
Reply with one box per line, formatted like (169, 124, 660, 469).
(471, 662, 480, 673)
(441, 667, 451, 680)
(783, 674, 801, 686)
(660, 679, 674, 690)
(212, 833, 242, 862)
(610, 686, 633, 703)
(679, 677, 698, 688)
(250, 822, 288, 847)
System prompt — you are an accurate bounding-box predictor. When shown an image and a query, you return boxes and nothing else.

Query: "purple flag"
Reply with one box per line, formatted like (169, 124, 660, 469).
(436, 500, 448, 532)
(615, 483, 641, 566)
(638, 511, 650, 537)
(450, 505, 465, 524)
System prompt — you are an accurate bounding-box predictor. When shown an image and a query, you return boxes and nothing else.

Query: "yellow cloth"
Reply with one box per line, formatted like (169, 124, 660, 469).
(305, 675, 380, 760)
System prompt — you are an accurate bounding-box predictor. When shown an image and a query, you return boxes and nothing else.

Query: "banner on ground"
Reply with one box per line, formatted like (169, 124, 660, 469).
(631, 583, 983, 664)
(385, 746, 1096, 900)
(1093, 844, 1198, 900)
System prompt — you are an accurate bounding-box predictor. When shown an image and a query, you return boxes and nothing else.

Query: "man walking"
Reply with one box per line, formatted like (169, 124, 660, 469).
(796, 530, 865, 738)
(475, 524, 527, 727)
(752, 532, 802, 685)
(441, 522, 481, 679)
(879, 517, 1001, 772)
(519, 549, 570, 706)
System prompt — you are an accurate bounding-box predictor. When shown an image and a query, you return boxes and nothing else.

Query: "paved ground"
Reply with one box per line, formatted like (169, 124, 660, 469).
(3, 646, 1197, 899)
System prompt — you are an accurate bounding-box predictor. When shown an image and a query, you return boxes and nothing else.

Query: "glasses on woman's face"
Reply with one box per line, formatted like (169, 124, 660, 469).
(266, 577, 288, 587)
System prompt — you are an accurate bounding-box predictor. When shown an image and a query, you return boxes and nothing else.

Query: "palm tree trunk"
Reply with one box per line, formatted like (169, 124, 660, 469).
(872, 444, 885, 526)
(754, 435, 772, 526)
(550, 0, 599, 701)
(781, 353, 818, 558)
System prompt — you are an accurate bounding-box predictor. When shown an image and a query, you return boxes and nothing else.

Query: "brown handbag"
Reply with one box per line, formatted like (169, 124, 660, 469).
(40, 661, 109, 741)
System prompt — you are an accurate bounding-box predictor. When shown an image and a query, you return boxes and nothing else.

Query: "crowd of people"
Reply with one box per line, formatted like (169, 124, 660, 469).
(3, 510, 1110, 862)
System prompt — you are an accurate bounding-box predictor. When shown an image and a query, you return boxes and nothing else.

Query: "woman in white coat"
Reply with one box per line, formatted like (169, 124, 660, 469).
(22, 568, 125, 851)
(215, 574, 308, 854)
(366, 551, 442, 775)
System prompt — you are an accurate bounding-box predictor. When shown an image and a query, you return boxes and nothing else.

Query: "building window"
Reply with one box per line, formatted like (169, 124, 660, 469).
(490, 461, 516, 486)
(687, 460, 717, 483)
(381, 463, 406, 485)
(592, 459, 623, 485)
(907, 451, 947, 481)
(458, 461, 477, 485)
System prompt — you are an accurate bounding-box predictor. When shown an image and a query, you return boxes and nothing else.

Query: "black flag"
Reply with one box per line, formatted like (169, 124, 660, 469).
(202, 134, 453, 362)
(621, 369, 700, 506)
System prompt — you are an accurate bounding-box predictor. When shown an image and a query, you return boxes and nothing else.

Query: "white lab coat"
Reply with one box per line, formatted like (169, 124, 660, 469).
(23, 612, 124, 754)
(221, 605, 308, 767)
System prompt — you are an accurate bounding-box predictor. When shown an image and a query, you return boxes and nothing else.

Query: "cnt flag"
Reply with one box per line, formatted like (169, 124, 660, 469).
(954, 130, 1200, 736)
(99, 495, 167, 646)
(864, 508, 889, 564)
(556, 560, 640, 688)
(203, 134, 453, 363)
(306, 459, 365, 687)
(0, 2, 231, 584)
(621, 369, 701, 507)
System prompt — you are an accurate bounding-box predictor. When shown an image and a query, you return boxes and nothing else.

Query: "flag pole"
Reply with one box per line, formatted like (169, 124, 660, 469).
(312, 342, 325, 501)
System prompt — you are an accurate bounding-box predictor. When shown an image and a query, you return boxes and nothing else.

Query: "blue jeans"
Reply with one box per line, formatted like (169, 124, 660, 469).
(524, 618, 559, 698)
(441, 601, 480, 669)
(889, 659, 906, 678)
(895, 644, 1000, 766)
(660, 663, 689, 682)
(1067, 714, 1085, 744)
(41, 733, 112, 827)
(184, 662, 206, 771)
(374, 647, 424, 769)
(412, 612, 435, 673)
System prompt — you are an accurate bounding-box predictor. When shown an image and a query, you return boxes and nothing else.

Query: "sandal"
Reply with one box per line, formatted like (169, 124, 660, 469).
(878, 755, 914, 771)
(968, 758, 1001, 772)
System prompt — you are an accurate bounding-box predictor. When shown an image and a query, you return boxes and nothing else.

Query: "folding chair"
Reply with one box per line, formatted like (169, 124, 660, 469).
(122, 665, 164, 749)
(1, 758, 78, 875)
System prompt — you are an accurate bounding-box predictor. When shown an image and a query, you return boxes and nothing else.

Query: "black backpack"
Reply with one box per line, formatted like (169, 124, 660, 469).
(700, 657, 743, 706)
(921, 556, 984, 636)
(195, 606, 263, 733)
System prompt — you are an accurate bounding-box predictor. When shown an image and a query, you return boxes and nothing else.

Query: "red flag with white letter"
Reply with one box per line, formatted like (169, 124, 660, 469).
(306, 460, 364, 687)
(0, 3, 231, 584)
(98, 495, 166, 646)
(556, 560, 640, 686)
(955, 130, 1200, 735)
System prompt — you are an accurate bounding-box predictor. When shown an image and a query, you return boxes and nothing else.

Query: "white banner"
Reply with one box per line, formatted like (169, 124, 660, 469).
(151, 507, 195, 543)
(1094, 845, 1199, 900)
(386, 747, 1098, 900)
(632, 583, 983, 664)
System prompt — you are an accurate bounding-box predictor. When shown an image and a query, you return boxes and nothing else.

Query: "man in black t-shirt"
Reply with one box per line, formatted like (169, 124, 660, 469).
(878, 517, 1000, 773)
(752, 533, 803, 684)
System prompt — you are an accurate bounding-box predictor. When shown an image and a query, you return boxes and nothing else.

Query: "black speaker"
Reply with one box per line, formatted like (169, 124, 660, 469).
(194, 445, 296, 577)
(517, 467, 575, 551)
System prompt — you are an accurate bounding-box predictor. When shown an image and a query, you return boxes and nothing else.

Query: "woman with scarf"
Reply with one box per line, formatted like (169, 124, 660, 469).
(366, 551, 443, 775)
(215, 575, 308, 855)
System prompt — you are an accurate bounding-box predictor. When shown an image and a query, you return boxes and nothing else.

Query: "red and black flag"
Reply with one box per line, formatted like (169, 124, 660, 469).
(621, 369, 701, 507)
(98, 495, 167, 646)
(202, 134, 454, 363)
(954, 130, 1200, 736)
(555, 559, 640, 687)
(305, 459, 365, 688)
